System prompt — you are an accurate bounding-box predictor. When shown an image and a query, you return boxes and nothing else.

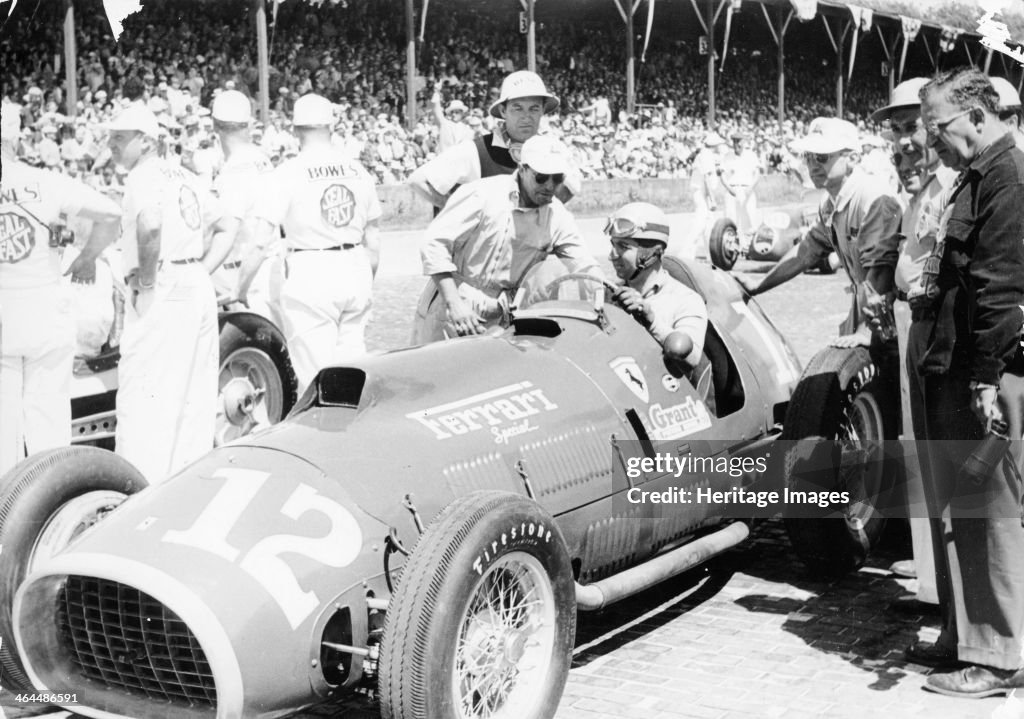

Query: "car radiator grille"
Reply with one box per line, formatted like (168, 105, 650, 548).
(57, 575, 216, 708)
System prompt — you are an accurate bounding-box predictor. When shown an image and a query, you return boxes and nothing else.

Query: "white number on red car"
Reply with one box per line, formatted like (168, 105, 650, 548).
(163, 468, 362, 628)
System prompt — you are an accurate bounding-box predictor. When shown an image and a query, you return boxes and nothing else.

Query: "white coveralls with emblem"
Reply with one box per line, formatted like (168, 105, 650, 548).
(0, 103, 122, 475)
(250, 93, 381, 393)
(107, 105, 220, 485)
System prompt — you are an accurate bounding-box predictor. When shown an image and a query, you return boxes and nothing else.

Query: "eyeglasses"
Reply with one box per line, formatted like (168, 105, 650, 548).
(604, 216, 670, 239)
(803, 152, 835, 165)
(529, 168, 565, 185)
(924, 107, 973, 136)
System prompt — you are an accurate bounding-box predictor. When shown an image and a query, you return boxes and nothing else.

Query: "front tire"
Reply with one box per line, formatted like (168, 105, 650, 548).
(378, 491, 576, 719)
(781, 346, 900, 577)
(708, 218, 740, 270)
(0, 447, 147, 691)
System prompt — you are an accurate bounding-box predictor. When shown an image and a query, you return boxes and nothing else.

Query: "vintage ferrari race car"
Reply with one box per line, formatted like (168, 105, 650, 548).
(707, 196, 838, 275)
(0, 256, 897, 719)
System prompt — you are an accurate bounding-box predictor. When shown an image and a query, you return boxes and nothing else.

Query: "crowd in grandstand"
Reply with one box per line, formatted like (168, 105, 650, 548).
(1, 0, 895, 189)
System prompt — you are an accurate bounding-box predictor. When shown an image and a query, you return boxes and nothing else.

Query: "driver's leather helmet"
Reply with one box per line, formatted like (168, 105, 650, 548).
(606, 202, 670, 272)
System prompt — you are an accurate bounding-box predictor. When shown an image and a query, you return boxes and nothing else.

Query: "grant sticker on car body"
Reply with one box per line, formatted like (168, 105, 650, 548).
(609, 356, 649, 403)
(407, 381, 559, 442)
(647, 396, 712, 441)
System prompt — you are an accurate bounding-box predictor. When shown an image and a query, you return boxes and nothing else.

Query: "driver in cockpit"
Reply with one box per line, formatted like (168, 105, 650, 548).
(606, 202, 708, 372)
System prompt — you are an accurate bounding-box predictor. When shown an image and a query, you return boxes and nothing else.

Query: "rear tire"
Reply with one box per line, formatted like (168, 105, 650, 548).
(709, 218, 740, 270)
(216, 312, 298, 444)
(0, 447, 147, 691)
(378, 491, 576, 719)
(781, 346, 900, 577)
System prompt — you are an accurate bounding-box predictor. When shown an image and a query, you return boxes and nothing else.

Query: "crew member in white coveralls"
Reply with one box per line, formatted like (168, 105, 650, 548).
(0, 103, 122, 475)
(248, 93, 381, 394)
(204, 90, 278, 323)
(107, 104, 220, 484)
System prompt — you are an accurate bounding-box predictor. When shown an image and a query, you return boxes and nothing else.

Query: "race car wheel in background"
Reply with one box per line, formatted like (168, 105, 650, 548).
(378, 491, 576, 719)
(0, 447, 147, 691)
(708, 218, 740, 271)
(780, 346, 900, 577)
(216, 312, 298, 445)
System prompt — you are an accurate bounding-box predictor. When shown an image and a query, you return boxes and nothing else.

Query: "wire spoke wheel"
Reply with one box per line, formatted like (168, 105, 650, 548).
(454, 553, 556, 719)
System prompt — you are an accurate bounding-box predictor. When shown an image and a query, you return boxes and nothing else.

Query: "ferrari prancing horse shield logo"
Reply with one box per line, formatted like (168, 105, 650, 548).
(609, 356, 649, 404)
(321, 184, 356, 228)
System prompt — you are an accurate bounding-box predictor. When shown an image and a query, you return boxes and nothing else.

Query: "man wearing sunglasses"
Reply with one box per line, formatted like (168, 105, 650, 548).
(414, 135, 598, 341)
(911, 68, 1024, 699)
(737, 117, 902, 351)
(605, 202, 707, 372)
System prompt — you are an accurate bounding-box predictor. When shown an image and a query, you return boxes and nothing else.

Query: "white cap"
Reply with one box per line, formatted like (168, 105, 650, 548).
(211, 90, 252, 123)
(704, 132, 726, 148)
(489, 70, 559, 118)
(105, 105, 161, 138)
(292, 93, 333, 127)
(791, 117, 860, 154)
(446, 99, 468, 113)
(991, 76, 1022, 110)
(518, 135, 571, 175)
(870, 77, 930, 122)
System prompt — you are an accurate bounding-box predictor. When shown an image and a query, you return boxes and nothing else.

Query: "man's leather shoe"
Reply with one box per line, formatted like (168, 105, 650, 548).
(924, 665, 1024, 698)
(904, 641, 959, 669)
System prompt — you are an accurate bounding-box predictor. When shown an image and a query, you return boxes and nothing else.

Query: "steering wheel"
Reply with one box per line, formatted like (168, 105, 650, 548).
(541, 273, 618, 300)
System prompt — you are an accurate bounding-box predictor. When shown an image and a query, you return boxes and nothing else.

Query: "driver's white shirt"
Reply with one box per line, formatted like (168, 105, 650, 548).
(420, 173, 597, 296)
(639, 267, 708, 367)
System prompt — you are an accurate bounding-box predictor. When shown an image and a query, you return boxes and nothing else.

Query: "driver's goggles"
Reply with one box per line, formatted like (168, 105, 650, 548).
(604, 216, 670, 241)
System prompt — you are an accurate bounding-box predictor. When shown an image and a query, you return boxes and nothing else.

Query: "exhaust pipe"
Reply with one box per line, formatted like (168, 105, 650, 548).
(575, 521, 749, 611)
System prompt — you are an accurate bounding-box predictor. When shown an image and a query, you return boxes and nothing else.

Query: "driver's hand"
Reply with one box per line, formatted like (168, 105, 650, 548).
(611, 286, 654, 328)
(446, 297, 485, 336)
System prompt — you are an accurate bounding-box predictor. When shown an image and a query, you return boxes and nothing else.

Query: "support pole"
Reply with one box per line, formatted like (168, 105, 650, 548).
(983, 46, 993, 73)
(63, 0, 77, 117)
(836, 21, 849, 118)
(254, 0, 269, 124)
(405, 0, 416, 129)
(777, 6, 785, 133)
(626, 1, 635, 115)
(706, 0, 715, 127)
(526, 0, 536, 72)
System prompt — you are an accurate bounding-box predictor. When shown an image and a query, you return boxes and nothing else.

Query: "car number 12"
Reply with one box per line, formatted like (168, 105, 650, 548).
(162, 468, 362, 629)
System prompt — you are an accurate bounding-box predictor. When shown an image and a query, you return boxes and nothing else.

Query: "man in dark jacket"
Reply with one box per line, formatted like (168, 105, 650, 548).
(915, 67, 1024, 699)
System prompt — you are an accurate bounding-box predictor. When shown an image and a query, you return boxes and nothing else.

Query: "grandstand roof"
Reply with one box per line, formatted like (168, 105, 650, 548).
(450, 0, 1024, 43)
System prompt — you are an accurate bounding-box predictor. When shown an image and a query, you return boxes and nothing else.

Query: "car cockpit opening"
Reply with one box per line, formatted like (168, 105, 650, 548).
(317, 368, 367, 408)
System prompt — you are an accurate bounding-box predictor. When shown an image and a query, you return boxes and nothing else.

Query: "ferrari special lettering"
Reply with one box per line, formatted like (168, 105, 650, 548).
(407, 381, 559, 441)
(163, 467, 362, 629)
(647, 397, 713, 441)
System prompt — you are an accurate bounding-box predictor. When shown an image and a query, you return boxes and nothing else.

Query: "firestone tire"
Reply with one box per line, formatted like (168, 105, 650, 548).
(709, 218, 740, 271)
(780, 346, 900, 577)
(0, 447, 147, 691)
(378, 491, 576, 719)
